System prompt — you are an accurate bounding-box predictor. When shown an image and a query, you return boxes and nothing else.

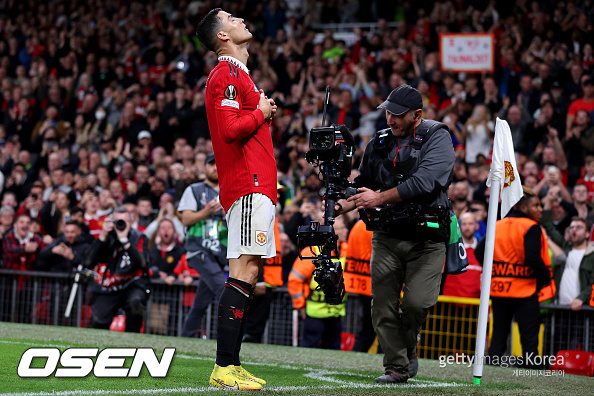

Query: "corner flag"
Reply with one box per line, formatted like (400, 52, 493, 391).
(486, 117, 523, 218)
(474, 117, 523, 384)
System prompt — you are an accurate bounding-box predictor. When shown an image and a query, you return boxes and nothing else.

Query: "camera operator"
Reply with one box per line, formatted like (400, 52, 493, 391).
(84, 206, 151, 332)
(337, 85, 455, 384)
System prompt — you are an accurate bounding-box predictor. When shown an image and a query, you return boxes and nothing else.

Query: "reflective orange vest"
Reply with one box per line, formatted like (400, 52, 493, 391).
(344, 220, 373, 297)
(590, 283, 594, 307)
(491, 217, 553, 298)
(263, 218, 283, 287)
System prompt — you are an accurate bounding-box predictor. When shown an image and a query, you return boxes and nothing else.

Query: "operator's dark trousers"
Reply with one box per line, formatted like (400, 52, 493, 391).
(181, 251, 226, 337)
(371, 233, 445, 377)
(90, 285, 149, 332)
(489, 295, 540, 367)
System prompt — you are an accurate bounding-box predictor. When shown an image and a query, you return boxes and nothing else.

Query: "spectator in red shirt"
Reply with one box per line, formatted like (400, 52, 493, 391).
(81, 191, 105, 239)
(15, 182, 45, 232)
(576, 156, 594, 201)
(566, 77, 594, 133)
(147, 51, 168, 83)
(2, 214, 45, 271)
(1, 213, 47, 322)
(0, 205, 15, 261)
(148, 218, 186, 284)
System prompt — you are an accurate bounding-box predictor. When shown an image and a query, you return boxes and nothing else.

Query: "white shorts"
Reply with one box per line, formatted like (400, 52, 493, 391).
(226, 193, 276, 259)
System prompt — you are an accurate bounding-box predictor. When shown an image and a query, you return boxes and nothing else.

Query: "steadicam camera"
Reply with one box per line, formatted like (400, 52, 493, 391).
(296, 87, 358, 305)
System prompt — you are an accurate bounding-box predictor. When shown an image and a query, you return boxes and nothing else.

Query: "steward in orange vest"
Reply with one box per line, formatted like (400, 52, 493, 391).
(344, 220, 372, 297)
(263, 218, 283, 287)
(489, 215, 553, 299)
(475, 187, 553, 367)
(344, 220, 378, 353)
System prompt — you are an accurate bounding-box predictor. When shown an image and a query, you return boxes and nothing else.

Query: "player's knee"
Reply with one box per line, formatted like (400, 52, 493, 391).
(245, 266, 260, 284)
(232, 258, 261, 285)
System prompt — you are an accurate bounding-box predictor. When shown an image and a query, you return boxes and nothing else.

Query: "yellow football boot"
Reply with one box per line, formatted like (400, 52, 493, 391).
(234, 365, 266, 385)
(209, 364, 262, 390)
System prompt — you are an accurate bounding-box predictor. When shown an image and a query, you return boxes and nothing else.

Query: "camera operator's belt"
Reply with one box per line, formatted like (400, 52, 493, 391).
(360, 205, 450, 242)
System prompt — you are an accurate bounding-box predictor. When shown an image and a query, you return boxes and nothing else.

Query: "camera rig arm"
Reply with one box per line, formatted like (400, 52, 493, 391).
(296, 86, 358, 305)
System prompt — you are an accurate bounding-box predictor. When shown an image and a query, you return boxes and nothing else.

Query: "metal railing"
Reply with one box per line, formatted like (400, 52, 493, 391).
(419, 296, 485, 360)
(0, 269, 591, 359)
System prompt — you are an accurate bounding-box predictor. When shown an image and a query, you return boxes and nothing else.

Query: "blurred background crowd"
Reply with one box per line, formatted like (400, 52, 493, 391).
(0, 0, 593, 289)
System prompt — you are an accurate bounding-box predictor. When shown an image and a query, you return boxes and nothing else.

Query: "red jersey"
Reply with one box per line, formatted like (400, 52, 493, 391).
(567, 97, 594, 118)
(204, 56, 277, 211)
(147, 65, 167, 83)
(85, 213, 106, 239)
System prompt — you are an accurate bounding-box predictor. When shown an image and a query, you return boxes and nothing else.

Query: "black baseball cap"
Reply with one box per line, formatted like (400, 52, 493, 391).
(378, 85, 423, 115)
(205, 153, 216, 165)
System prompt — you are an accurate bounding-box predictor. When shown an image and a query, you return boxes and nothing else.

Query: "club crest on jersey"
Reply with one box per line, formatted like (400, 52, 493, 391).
(224, 85, 237, 100)
(255, 231, 267, 246)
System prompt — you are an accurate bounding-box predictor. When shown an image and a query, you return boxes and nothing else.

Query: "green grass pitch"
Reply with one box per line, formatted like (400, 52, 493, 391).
(0, 322, 590, 395)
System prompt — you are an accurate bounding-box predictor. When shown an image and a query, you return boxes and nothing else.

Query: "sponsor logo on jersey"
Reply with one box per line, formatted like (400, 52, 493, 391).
(221, 99, 239, 109)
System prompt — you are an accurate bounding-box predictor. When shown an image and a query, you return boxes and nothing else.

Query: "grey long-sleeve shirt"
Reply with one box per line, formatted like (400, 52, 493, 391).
(355, 120, 455, 208)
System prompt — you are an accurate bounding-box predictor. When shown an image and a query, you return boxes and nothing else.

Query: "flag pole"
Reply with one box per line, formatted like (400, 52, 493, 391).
(473, 178, 500, 384)
(474, 118, 523, 384)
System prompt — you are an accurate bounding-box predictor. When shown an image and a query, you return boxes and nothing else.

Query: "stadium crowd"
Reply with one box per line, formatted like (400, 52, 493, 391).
(0, 0, 593, 349)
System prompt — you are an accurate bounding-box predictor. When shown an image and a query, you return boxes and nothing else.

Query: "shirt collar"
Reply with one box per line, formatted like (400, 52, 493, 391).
(218, 56, 249, 75)
(15, 231, 33, 245)
(464, 238, 477, 250)
(158, 242, 177, 253)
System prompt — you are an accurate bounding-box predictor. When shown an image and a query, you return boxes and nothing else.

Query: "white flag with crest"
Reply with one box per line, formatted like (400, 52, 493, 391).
(486, 117, 523, 218)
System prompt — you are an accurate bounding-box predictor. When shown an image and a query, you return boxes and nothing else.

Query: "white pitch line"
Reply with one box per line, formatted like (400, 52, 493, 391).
(0, 340, 73, 349)
(1, 381, 468, 396)
(1, 340, 468, 396)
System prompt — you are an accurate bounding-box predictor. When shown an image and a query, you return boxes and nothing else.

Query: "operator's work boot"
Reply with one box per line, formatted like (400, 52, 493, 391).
(209, 364, 262, 390)
(234, 365, 267, 385)
(408, 347, 418, 378)
(374, 371, 408, 384)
